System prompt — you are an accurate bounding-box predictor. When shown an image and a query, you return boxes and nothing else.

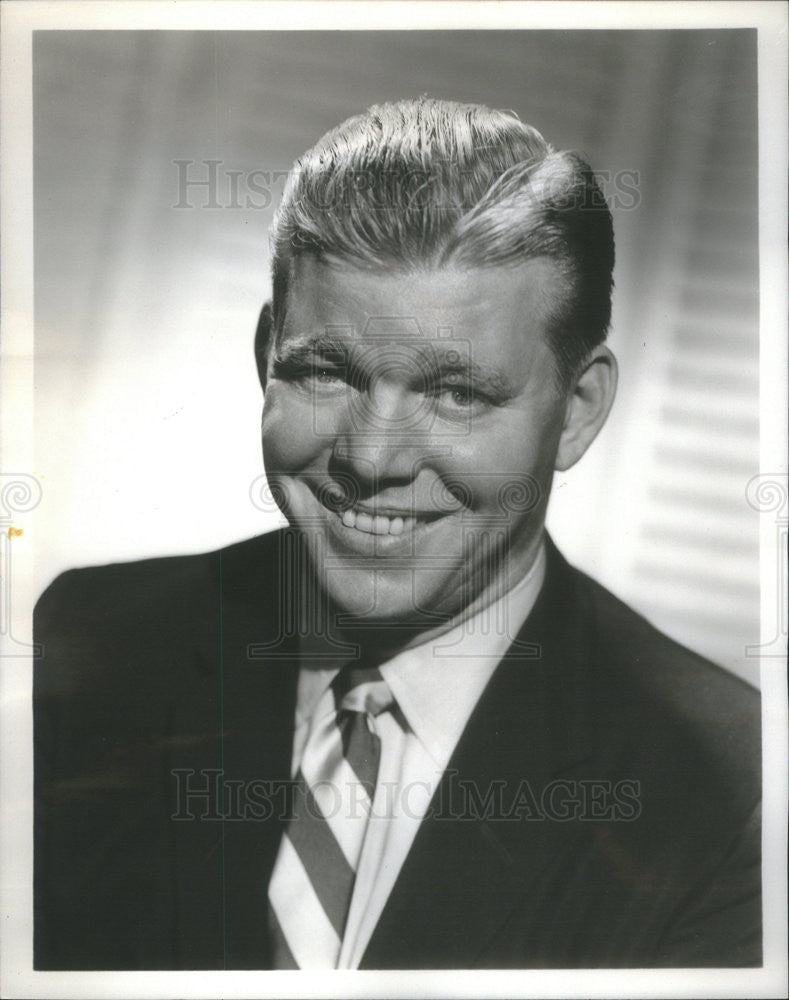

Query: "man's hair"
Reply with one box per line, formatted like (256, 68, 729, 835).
(265, 97, 614, 387)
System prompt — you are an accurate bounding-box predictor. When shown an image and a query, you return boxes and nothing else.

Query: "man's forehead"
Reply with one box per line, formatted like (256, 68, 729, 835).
(283, 253, 566, 334)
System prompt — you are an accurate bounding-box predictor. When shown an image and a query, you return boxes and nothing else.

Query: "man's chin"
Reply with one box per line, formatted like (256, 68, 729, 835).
(319, 571, 464, 650)
(325, 585, 448, 626)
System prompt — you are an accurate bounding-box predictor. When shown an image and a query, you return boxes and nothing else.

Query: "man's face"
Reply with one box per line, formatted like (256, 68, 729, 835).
(261, 256, 570, 634)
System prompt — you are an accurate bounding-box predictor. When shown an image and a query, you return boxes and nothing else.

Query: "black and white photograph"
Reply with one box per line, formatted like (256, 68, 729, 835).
(1, 2, 786, 997)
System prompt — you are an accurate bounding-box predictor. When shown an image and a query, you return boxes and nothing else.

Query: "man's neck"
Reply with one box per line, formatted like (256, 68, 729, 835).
(329, 531, 547, 665)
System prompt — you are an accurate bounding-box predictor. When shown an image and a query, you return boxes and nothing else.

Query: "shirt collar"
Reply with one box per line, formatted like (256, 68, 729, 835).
(380, 542, 545, 764)
(297, 540, 546, 764)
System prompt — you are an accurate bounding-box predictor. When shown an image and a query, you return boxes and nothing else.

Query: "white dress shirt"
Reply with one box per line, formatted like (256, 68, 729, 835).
(289, 542, 546, 968)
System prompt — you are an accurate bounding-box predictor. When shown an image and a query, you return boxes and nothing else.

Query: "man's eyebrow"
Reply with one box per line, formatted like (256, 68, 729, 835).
(273, 336, 516, 396)
(272, 336, 352, 365)
(427, 349, 515, 396)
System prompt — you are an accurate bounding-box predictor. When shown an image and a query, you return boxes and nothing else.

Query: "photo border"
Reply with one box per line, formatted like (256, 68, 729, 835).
(2, 3, 786, 998)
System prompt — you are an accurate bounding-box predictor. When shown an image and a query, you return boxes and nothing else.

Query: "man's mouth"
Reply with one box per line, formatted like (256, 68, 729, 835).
(339, 507, 404, 536)
(312, 485, 449, 536)
(337, 504, 447, 536)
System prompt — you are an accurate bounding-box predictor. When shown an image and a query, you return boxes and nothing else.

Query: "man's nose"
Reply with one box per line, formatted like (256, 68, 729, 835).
(331, 380, 428, 486)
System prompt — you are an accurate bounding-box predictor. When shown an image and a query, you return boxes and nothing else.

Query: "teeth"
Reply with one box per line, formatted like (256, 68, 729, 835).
(337, 508, 422, 535)
(355, 511, 373, 532)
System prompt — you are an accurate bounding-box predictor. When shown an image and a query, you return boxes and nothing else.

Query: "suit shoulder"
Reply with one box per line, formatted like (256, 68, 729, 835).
(33, 530, 289, 694)
(575, 565, 758, 706)
(565, 561, 760, 800)
(35, 530, 284, 628)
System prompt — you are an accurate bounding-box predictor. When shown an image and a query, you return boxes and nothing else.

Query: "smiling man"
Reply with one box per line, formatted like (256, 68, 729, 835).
(260, 256, 607, 635)
(35, 99, 761, 971)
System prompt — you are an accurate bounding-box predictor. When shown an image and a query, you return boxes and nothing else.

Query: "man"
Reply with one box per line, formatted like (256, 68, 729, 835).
(34, 98, 761, 970)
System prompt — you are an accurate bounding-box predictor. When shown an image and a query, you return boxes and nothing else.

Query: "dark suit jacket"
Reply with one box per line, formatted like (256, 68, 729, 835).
(34, 530, 761, 969)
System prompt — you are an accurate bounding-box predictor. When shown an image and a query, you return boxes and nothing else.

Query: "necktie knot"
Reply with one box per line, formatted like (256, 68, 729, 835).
(332, 665, 394, 718)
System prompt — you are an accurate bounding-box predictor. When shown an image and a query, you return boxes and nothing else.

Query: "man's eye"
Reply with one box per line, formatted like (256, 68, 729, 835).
(448, 387, 474, 407)
(270, 357, 346, 387)
(303, 366, 349, 390)
(437, 384, 476, 407)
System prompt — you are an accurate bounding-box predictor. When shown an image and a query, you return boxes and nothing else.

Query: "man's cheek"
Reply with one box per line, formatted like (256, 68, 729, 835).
(262, 390, 321, 469)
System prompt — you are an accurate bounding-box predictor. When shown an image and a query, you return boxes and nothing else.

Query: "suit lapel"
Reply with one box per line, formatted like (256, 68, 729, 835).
(220, 532, 302, 969)
(167, 532, 299, 969)
(361, 541, 596, 969)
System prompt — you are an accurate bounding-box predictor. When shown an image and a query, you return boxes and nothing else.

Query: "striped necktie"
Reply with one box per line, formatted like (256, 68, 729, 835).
(268, 666, 394, 968)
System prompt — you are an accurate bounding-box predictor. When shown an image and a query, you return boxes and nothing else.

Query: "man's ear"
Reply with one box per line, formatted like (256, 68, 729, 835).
(554, 345, 618, 472)
(255, 300, 274, 389)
